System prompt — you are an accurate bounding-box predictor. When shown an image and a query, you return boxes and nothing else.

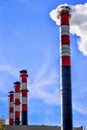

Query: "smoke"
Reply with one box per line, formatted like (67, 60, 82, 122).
(50, 3, 87, 56)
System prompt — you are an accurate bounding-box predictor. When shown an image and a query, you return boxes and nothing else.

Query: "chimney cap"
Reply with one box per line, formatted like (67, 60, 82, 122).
(8, 91, 14, 94)
(14, 81, 20, 85)
(57, 5, 71, 18)
(20, 70, 27, 73)
(58, 5, 71, 12)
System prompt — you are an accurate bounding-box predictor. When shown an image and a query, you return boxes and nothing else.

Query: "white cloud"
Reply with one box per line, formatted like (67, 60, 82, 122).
(72, 81, 87, 114)
(71, 3, 87, 56)
(29, 62, 60, 106)
(73, 103, 87, 114)
(50, 3, 87, 56)
(0, 64, 20, 102)
(50, 8, 59, 25)
(5, 118, 9, 125)
(29, 61, 87, 113)
(0, 97, 7, 102)
(0, 64, 19, 78)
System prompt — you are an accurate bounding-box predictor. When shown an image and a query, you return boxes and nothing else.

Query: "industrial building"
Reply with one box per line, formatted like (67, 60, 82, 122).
(5, 125, 83, 130)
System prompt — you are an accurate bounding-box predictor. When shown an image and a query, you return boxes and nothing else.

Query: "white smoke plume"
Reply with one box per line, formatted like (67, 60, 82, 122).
(50, 3, 87, 56)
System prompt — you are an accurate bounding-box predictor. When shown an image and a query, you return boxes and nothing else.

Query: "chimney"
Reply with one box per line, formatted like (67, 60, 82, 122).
(57, 5, 73, 130)
(14, 81, 21, 125)
(8, 91, 14, 125)
(20, 70, 28, 125)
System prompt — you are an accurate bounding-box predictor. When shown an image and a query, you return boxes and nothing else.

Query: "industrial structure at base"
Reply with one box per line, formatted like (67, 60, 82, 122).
(6, 4, 82, 130)
(5, 125, 83, 130)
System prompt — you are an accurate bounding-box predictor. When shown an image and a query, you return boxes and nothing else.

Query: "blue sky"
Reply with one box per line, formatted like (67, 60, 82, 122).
(0, 0, 87, 128)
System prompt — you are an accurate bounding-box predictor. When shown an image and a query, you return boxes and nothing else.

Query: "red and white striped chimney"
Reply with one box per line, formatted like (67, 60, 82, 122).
(57, 5, 73, 130)
(14, 81, 21, 125)
(20, 70, 28, 125)
(8, 91, 14, 125)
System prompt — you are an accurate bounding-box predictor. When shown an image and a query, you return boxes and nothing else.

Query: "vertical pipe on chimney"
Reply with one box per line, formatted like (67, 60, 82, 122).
(57, 5, 73, 130)
(20, 70, 28, 125)
(14, 81, 21, 125)
(8, 91, 14, 125)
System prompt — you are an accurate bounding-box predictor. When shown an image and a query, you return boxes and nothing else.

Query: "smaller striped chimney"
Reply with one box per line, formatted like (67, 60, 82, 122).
(8, 91, 14, 125)
(14, 81, 21, 125)
(20, 70, 28, 125)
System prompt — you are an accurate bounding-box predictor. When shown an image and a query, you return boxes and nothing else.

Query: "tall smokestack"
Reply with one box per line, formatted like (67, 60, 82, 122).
(8, 91, 14, 125)
(57, 5, 73, 130)
(14, 81, 21, 125)
(20, 70, 28, 125)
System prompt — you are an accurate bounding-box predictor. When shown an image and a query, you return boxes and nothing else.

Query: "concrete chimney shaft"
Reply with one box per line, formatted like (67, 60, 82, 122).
(20, 70, 28, 125)
(14, 81, 21, 125)
(57, 5, 73, 130)
(8, 91, 14, 125)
